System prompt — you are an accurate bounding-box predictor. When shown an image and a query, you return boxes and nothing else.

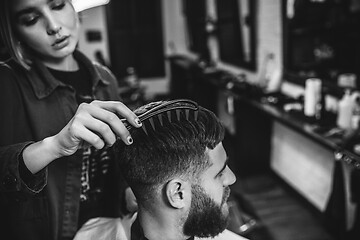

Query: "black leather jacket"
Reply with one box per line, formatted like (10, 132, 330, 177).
(0, 51, 127, 240)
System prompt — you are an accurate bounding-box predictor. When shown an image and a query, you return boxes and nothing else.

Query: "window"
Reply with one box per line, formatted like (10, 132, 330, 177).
(106, 0, 165, 78)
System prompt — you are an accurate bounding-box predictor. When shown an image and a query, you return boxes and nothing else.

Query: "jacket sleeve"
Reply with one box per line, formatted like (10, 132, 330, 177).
(0, 64, 47, 197)
(0, 143, 47, 195)
(93, 62, 122, 101)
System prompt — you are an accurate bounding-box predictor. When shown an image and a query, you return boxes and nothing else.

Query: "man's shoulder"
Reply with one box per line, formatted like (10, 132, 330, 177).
(195, 229, 249, 240)
(73, 215, 137, 240)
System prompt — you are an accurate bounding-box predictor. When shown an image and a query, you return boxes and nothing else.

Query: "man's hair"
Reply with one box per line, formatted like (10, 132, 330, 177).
(117, 103, 225, 206)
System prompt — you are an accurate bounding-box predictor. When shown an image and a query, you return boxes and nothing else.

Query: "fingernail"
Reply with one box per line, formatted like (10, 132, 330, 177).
(127, 136, 133, 145)
(135, 118, 142, 126)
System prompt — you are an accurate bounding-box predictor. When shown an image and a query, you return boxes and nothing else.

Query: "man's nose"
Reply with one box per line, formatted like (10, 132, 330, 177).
(224, 167, 237, 186)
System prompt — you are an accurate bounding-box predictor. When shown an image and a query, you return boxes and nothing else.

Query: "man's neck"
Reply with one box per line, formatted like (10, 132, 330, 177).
(139, 209, 191, 240)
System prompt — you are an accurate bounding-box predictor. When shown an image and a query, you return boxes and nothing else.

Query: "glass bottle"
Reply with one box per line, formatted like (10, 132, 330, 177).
(125, 67, 139, 88)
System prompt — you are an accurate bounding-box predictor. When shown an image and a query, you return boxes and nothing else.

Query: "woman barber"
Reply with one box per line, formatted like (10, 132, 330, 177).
(0, 0, 139, 239)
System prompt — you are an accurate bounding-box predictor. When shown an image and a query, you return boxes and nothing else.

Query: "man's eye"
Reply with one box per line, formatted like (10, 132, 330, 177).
(52, 2, 66, 10)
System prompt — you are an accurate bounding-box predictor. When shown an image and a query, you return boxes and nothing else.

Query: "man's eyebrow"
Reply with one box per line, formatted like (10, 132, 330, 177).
(215, 158, 229, 178)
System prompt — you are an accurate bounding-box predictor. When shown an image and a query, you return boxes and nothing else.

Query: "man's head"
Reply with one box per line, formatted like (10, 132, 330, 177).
(117, 100, 236, 238)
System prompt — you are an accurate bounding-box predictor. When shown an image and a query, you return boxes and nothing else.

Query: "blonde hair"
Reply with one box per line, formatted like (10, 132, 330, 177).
(0, 0, 76, 70)
(0, 0, 31, 69)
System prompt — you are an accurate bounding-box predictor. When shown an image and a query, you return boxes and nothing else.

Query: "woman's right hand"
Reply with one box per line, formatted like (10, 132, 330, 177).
(22, 101, 141, 174)
(53, 100, 142, 157)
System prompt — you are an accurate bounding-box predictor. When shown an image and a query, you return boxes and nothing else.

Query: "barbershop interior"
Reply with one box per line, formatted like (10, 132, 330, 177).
(3, 0, 360, 239)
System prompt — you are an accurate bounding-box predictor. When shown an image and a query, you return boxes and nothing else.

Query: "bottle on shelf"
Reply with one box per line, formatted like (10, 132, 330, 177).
(124, 67, 140, 88)
(351, 92, 360, 130)
(262, 53, 282, 93)
(337, 90, 359, 130)
(304, 78, 322, 119)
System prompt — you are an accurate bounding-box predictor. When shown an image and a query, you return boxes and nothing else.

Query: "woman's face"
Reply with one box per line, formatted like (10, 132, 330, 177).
(11, 0, 80, 63)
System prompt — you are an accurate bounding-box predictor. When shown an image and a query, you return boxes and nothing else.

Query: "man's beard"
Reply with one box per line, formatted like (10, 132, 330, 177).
(183, 184, 231, 238)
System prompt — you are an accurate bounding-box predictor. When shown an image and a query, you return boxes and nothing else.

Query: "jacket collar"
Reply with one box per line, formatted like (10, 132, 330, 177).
(27, 50, 110, 99)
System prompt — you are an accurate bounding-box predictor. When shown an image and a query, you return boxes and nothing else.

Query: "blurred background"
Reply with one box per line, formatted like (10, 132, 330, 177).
(3, 0, 360, 239)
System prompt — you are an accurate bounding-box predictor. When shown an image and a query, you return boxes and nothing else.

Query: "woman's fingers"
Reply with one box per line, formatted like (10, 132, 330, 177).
(77, 103, 129, 145)
(54, 101, 140, 157)
(90, 100, 142, 128)
(74, 123, 107, 149)
(75, 101, 141, 146)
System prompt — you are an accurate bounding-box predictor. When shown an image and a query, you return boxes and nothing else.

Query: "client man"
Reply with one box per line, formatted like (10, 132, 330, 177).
(118, 99, 243, 240)
(74, 99, 247, 240)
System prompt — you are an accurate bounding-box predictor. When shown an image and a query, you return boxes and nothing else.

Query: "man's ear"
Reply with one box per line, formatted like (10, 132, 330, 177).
(165, 179, 189, 209)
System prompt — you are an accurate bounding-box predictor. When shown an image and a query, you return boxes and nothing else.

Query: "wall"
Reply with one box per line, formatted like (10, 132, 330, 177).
(77, 4, 171, 100)
(78, 6, 110, 65)
(162, 0, 191, 56)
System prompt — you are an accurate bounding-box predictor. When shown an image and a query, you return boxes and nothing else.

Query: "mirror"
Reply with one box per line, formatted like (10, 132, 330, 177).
(183, 0, 207, 56)
(216, 0, 257, 71)
(183, 0, 257, 71)
(283, 0, 360, 91)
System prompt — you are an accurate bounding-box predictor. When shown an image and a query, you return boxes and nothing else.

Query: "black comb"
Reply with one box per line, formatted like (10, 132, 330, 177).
(121, 99, 199, 134)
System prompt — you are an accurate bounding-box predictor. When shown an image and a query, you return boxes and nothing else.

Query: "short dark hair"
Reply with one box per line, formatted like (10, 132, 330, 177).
(117, 104, 225, 206)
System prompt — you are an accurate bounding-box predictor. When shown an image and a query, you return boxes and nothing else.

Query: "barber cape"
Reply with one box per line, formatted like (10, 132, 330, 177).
(73, 215, 248, 240)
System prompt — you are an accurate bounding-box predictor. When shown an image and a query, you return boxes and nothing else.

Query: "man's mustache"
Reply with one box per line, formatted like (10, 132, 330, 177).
(221, 186, 231, 205)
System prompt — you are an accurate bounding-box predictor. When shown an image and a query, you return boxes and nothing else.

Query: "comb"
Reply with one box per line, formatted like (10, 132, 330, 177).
(121, 99, 199, 134)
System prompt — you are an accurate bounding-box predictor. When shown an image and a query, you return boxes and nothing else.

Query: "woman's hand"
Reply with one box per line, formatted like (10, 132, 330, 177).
(22, 101, 141, 174)
(53, 100, 142, 157)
